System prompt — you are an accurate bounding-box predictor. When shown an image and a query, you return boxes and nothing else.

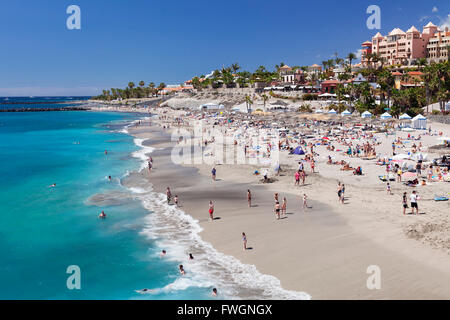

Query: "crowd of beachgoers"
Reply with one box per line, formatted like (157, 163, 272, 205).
(90, 99, 450, 298)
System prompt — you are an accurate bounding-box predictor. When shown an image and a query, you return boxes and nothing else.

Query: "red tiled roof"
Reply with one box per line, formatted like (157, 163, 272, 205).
(321, 80, 340, 84)
(407, 71, 423, 75)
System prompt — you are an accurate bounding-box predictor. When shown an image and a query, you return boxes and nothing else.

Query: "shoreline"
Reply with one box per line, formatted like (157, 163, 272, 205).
(120, 118, 310, 299)
(118, 108, 450, 299)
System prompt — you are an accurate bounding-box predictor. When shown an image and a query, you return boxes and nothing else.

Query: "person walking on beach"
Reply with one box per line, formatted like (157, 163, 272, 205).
(402, 192, 408, 215)
(337, 182, 342, 202)
(247, 189, 252, 207)
(211, 167, 216, 181)
(174, 195, 179, 207)
(148, 160, 152, 173)
(281, 197, 287, 215)
(397, 167, 402, 182)
(209, 201, 214, 221)
(166, 187, 172, 204)
(274, 202, 281, 220)
(410, 191, 419, 214)
(302, 194, 307, 210)
(386, 183, 392, 195)
(242, 232, 247, 250)
(294, 170, 300, 186)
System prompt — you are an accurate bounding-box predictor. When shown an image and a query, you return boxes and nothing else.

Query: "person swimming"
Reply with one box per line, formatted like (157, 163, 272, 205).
(189, 253, 194, 260)
(212, 288, 217, 297)
(179, 264, 186, 275)
(160, 250, 166, 257)
(108, 176, 112, 181)
(49, 183, 56, 187)
(99, 210, 106, 219)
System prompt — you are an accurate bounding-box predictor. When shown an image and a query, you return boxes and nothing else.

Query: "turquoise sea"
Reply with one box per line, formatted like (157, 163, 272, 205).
(0, 106, 212, 299)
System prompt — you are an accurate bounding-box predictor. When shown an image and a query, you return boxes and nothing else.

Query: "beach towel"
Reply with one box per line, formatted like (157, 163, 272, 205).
(434, 196, 448, 201)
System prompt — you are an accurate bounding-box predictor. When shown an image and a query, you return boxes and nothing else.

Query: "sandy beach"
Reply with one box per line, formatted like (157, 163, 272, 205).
(117, 106, 450, 300)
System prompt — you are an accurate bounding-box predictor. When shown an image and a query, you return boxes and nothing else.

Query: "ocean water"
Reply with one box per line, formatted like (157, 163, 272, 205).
(0, 96, 91, 110)
(0, 110, 213, 299)
(0, 98, 310, 300)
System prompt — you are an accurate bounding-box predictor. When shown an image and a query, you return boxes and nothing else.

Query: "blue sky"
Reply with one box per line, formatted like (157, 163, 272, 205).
(0, 0, 448, 96)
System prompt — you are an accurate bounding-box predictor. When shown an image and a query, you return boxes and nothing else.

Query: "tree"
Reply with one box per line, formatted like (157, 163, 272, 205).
(261, 94, 269, 111)
(245, 95, 253, 113)
(139, 81, 145, 87)
(231, 63, 240, 74)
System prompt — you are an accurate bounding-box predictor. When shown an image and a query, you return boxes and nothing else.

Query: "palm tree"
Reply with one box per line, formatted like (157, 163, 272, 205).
(261, 94, 269, 111)
(245, 95, 253, 113)
(416, 58, 427, 71)
(139, 81, 145, 87)
(231, 63, 240, 74)
(346, 52, 357, 109)
(346, 52, 356, 71)
(128, 82, 135, 90)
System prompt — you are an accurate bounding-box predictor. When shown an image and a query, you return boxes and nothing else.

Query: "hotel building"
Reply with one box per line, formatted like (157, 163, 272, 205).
(361, 22, 449, 66)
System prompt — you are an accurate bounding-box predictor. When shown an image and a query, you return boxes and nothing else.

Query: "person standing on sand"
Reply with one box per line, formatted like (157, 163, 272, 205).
(294, 170, 300, 186)
(410, 191, 419, 214)
(174, 195, 179, 207)
(387, 182, 392, 195)
(211, 167, 216, 181)
(247, 189, 252, 207)
(274, 202, 281, 220)
(281, 197, 287, 215)
(427, 166, 433, 182)
(209, 201, 214, 221)
(301, 170, 306, 185)
(242, 232, 247, 250)
(397, 168, 402, 182)
(402, 192, 408, 215)
(166, 187, 172, 204)
(274, 193, 279, 203)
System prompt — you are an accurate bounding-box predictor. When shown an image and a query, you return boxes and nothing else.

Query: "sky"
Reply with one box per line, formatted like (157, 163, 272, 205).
(0, 0, 449, 96)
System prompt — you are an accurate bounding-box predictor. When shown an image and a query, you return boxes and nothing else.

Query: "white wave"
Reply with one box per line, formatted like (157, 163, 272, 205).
(131, 138, 155, 170)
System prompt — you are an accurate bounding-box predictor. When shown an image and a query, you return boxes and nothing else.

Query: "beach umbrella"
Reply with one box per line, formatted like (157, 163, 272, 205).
(361, 111, 372, 118)
(341, 110, 351, 116)
(399, 113, 412, 120)
(402, 172, 417, 180)
(392, 154, 409, 160)
(380, 112, 392, 120)
(328, 109, 337, 114)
